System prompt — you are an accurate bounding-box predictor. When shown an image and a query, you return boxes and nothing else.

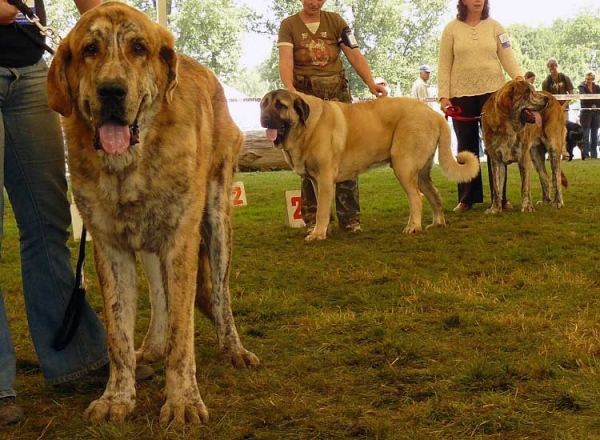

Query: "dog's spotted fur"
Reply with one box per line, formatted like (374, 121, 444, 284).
(48, 2, 258, 426)
(481, 80, 560, 214)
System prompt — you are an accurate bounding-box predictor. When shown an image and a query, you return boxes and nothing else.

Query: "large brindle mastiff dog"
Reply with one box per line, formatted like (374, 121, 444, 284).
(260, 90, 480, 240)
(482, 80, 566, 214)
(47, 2, 259, 426)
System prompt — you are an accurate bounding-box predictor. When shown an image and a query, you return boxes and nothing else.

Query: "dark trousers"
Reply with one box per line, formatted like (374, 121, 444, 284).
(450, 94, 507, 205)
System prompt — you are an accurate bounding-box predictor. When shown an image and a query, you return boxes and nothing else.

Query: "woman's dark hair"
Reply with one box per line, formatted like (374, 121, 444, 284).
(456, 0, 490, 21)
(524, 71, 535, 79)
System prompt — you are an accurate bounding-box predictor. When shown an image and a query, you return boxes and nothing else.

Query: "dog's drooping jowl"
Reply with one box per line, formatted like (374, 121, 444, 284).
(260, 89, 480, 240)
(48, 2, 259, 426)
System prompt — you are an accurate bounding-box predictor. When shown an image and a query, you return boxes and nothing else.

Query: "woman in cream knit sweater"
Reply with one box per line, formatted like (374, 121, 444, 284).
(438, 0, 524, 212)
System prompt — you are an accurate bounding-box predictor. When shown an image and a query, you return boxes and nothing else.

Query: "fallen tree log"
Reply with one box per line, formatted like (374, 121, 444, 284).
(238, 130, 291, 172)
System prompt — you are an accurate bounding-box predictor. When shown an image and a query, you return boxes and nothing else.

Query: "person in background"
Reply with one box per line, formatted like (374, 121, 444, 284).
(578, 70, 600, 159)
(278, 0, 387, 236)
(438, 0, 524, 212)
(0, 0, 152, 425)
(411, 64, 433, 100)
(524, 70, 536, 87)
(541, 58, 574, 122)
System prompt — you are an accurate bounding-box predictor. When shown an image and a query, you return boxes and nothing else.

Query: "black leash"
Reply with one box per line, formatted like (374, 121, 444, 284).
(53, 226, 88, 350)
(8, 0, 60, 55)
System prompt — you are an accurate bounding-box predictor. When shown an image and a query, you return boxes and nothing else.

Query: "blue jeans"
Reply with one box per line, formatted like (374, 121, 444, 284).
(0, 60, 108, 398)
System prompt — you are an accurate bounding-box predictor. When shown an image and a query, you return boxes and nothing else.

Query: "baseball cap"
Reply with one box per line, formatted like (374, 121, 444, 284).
(419, 64, 432, 73)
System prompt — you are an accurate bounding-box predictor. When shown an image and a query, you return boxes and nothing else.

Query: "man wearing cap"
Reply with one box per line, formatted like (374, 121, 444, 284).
(411, 65, 432, 100)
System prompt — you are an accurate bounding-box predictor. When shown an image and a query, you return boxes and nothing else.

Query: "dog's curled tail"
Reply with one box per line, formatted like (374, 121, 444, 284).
(437, 120, 480, 183)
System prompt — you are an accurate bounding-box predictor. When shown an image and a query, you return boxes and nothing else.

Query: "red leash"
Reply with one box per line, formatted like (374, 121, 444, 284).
(444, 105, 484, 122)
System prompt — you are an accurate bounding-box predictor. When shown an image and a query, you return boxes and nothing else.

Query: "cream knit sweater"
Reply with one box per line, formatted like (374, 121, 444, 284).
(437, 18, 523, 99)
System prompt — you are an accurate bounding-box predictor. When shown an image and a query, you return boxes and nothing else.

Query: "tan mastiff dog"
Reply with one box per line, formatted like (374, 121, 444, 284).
(260, 90, 480, 240)
(47, 2, 259, 426)
(482, 80, 565, 214)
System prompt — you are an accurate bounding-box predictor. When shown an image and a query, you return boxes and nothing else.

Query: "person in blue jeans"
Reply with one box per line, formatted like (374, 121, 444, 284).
(0, 0, 111, 425)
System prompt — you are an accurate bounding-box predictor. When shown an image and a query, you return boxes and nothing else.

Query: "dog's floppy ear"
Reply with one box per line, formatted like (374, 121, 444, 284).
(495, 81, 515, 114)
(47, 40, 73, 117)
(293, 96, 310, 126)
(158, 27, 178, 103)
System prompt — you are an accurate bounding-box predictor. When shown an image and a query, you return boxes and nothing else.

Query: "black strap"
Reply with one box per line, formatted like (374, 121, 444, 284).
(8, 0, 55, 55)
(52, 227, 88, 350)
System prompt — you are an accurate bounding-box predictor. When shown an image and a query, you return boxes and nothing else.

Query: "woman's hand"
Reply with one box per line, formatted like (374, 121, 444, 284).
(439, 97, 451, 113)
(0, 0, 19, 25)
(370, 83, 388, 97)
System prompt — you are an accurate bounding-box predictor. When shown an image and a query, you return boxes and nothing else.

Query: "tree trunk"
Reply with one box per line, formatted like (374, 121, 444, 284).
(238, 130, 291, 172)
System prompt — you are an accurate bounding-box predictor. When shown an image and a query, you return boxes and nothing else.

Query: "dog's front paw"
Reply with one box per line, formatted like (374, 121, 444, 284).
(305, 231, 327, 241)
(221, 347, 260, 369)
(426, 221, 446, 230)
(402, 224, 422, 234)
(84, 397, 135, 423)
(484, 206, 502, 215)
(520, 203, 535, 213)
(552, 200, 564, 209)
(160, 394, 209, 427)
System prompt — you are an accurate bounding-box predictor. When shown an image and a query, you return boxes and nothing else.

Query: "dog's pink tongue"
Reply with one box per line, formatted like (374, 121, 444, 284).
(98, 122, 131, 155)
(265, 128, 278, 142)
(533, 111, 542, 127)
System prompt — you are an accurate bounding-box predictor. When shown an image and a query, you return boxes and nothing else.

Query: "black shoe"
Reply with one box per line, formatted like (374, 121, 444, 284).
(0, 397, 24, 425)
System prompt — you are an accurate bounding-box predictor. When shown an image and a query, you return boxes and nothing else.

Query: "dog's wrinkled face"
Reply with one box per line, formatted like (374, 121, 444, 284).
(47, 2, 178, 156)
(495, 80, 548, 130)
(259, 90, 310, 148)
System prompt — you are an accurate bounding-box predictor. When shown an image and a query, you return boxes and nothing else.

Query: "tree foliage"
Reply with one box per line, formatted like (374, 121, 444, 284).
(44, 1, 600, 98)
(256, 0, 447, 97)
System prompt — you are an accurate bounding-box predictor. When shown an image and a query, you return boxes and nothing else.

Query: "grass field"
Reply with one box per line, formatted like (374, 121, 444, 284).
(2, 159, 600, 439)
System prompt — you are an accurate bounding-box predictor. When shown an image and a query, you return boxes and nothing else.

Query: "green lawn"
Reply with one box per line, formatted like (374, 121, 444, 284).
(2, 159, 600, 439)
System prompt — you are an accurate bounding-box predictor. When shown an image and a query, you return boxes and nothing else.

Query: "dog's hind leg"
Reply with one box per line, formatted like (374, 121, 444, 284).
(202, 177, 260, 369)
(391, 160, 423, 233)
(548, 147, 565, 208)
(518, 149, 535, 212)
(84, 244, 138, 423)
(418, 159, 446, 229)
(136, 251, 167, 364)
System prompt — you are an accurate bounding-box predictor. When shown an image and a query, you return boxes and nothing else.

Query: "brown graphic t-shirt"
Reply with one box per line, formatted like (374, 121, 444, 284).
(278, 11, 348, 77)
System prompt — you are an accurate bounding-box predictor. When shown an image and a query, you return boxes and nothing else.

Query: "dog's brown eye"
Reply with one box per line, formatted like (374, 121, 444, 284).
(82, 43, 98, 57)
(131, 42, 147, 56)
(275, 101, 287, 111)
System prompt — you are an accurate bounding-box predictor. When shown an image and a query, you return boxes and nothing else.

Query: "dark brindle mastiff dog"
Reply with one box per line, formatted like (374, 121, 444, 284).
(481, 80, 561, 214)
(47, 2, 259, 426)
(260, 90, 480, 240)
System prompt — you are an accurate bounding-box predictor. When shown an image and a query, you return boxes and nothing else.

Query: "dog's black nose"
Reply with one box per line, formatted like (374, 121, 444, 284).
(98, 82, 128, 103)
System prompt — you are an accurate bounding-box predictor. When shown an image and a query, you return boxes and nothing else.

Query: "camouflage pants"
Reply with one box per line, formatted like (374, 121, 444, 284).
(301, 177, 360, 228)
(294, 73, 360, 228)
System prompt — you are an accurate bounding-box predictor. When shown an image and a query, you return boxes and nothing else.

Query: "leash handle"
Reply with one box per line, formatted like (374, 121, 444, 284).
(8, 0, 60, 53)
(444, 105, 483, 122)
